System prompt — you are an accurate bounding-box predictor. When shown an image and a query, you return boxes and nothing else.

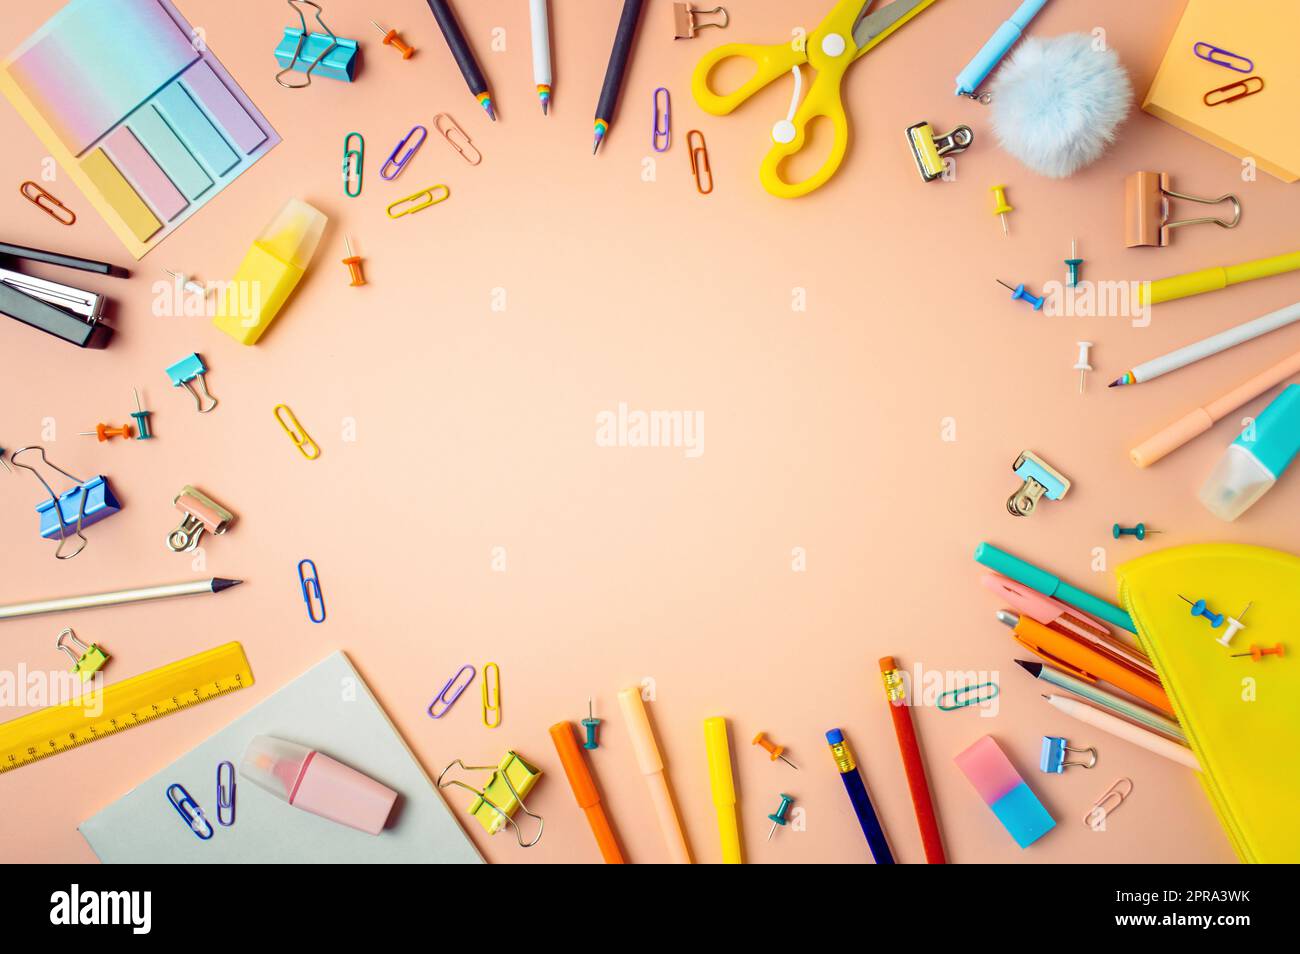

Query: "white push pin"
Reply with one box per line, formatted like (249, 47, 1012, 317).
(164, 268, 210, 297)
(1073, 341, 1093, 394)
(1216, 602, 1251, 648)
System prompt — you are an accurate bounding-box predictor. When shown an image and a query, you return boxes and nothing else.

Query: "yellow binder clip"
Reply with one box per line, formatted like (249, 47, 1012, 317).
(273, 404, 321, 460)
(437, 752, 543, 847)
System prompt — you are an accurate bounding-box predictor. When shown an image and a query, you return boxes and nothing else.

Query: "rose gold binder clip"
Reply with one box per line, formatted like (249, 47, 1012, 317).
(20, 181, 76, 225)
(688, 130, 712, 195)
(1124, 171, 1240, 248)
(433, 113, 482, 166)
(673, 4, 728, 39)
(1203, 76, 1263, 106)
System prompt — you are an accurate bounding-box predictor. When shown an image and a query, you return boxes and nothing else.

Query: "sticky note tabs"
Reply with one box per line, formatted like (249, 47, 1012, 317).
(80, 148, 162, 242)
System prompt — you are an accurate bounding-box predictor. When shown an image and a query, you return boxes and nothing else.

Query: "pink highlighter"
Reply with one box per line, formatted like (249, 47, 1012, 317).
(240, 735, 398, 835)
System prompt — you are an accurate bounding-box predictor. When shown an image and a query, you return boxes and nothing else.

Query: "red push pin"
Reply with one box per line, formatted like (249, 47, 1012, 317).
(1230, 643, 1285, 661)
(752, 731, 798, 770)
(79, 423, 134, 442)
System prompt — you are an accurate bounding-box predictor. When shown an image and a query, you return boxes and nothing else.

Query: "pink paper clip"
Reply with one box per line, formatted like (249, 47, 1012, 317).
(380, 125, 427, 179)
(428, 664, 475, 718)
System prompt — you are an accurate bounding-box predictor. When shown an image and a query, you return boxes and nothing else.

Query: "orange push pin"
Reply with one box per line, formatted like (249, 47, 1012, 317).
(342, 236, 366, 287)
(1230, 643, 1285, 661)
(79, 423, 134, 442)
(752, 731, 798, 770)
(371, 19, 415, 59)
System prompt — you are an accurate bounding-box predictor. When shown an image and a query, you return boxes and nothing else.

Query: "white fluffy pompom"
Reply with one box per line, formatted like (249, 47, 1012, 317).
(990, 33, 1133, 178)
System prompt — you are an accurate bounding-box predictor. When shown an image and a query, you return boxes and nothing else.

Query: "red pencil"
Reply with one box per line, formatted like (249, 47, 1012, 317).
(878, 656, 946, 863)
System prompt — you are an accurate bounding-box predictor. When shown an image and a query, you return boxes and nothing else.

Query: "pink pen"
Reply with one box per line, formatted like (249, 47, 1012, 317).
(981, 573, 1157, 680)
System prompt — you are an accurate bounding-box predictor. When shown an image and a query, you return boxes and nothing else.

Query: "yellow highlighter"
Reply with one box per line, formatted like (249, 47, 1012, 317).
(214, 198, 327, 345)
(703, 716, 742, 864)
(1139, 249, 1300, 307)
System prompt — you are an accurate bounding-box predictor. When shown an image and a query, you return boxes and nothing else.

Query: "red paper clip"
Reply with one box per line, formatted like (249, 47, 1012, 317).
(20, 181, 76, 225)
(1204, 76, 1264, 106)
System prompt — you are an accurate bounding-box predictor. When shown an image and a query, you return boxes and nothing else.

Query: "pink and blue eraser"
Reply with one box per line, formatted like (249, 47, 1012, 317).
(954, 735, 1055, 849)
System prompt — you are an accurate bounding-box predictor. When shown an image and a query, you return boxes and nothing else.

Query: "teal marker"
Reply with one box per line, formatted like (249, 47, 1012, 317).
(973, 542, 1136, 634)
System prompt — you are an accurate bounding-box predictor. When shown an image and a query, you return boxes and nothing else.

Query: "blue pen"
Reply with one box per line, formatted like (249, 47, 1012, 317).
(826, 729, 894, 864)
(954, 0, 1051, 98)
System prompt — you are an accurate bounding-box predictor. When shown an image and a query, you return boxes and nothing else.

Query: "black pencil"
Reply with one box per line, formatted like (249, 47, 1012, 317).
(425, 0, 495, 121)
(593, 0, 646, 153)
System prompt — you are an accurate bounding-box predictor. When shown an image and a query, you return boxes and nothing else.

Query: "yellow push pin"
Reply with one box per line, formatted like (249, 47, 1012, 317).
(990, 184, 1013, 237)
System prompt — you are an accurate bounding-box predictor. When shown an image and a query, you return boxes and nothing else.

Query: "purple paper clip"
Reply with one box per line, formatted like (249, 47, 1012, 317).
(380, 125, 428, 180)
(1192, 42, 1253, 73)
(428, 664, 475, 718)
(166, 783, 214, 840)
(216, 760, 236, 827)
(652, 87, 671, 152)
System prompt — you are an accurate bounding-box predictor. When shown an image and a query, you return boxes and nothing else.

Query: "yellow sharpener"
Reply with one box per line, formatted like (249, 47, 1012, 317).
(907, 121, 973, 182)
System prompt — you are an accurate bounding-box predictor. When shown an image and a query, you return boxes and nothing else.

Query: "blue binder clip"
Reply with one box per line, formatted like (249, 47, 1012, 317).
(1040, 736, 1098, 774)
(166, 352, 217, 413)
(273, 1, 357, 86)
(1008, 450, 1071, 517)
(11, 446, 120, 560)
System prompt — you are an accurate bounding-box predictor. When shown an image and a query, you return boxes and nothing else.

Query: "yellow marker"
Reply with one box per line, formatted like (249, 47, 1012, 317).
(1138, 249, 1300, 307)
(990, 184, 1013, 236)
(214, 198, 327, 345)
(704, 715, 743, 864)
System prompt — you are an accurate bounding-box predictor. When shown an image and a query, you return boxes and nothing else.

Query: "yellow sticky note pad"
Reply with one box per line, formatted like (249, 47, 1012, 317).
(80, 149, 162, 242)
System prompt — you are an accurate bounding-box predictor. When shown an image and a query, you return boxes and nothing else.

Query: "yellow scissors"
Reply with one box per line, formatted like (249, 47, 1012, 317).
(691, 0, 942, 199)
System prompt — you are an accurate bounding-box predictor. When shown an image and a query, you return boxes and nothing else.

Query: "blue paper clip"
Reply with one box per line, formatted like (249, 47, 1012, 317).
(298, 558, 326, 623)
(11, 446, 120, 560)
(937, 682, 1000, 711)
(343, 132, 364, 197)
(1040, 736, 1098, 774)
(166, 353, 218, 413)
(166, 783, 214, 840)
(216, 761, 236, 827)
(381, 125, 428, 180)
(428, 664, 476, 718)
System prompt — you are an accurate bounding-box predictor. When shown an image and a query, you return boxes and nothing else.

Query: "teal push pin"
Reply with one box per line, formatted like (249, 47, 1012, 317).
(1113, 522, 1160, 541)
(129, 387, 153, 440)
(996, 279, 1044, 310)
(1065, 237, 1083, 287)
(1180, 595, 1224, 628)
(766, 793, 794, 842)
(581, 699, 600, 750)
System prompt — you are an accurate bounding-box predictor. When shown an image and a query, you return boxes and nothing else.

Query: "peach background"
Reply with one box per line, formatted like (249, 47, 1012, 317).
(1, 0, 1295, 864)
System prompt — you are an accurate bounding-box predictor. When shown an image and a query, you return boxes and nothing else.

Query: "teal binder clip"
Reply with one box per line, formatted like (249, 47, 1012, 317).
(10, 446, 121, 560)
(274, 2, 357, 86)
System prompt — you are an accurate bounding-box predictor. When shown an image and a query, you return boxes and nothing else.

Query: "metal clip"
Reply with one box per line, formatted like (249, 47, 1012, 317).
(1008, 450, 1071, 517)
(429, 664, 476, 718)
(907, 121, 972, 182)
(380, 125, 427, 179)
(1192, 42, 1253, 73)
(1204, 76, 1264, 106)
(168, 485, 235, 552)
(274, 404, 320, 459)
(688, 129, 712, 195)
(20, 181, 76, 225)
(936, 681, 999, 711)
(482, 661, 501, 728)
(673, 3, 729, 39)
(1084, 777, 1133, 830)
(433, 113, 482, 165)
(386, 184, 451, 218)
(216, 761, 236, 827)
(166, 783, 214, 840)
(298, 558, 326, 623)
(437, 753, 544, 847)
(56, 627, 109, 682)
(652, 88, 671, 152)
(1125, 171, 1241, 247)
(343, 131, 364, 197)
(275, 0, 339, 89)
(1040, 735, 1098, 773)
(166, 353, 218, 413)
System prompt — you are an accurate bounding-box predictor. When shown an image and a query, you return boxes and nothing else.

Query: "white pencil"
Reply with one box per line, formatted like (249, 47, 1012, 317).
(1043, 694, 1202, 771)
(1111, 300, 1300, 386)
(530, 0, 552, 114)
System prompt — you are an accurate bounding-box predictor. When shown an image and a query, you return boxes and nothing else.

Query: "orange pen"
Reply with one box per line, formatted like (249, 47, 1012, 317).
(997, 611, 1174, 716)
(548, 721, 625, 863)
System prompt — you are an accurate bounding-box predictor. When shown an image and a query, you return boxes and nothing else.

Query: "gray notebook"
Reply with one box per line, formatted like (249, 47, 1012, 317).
(80, 651, 483, 863)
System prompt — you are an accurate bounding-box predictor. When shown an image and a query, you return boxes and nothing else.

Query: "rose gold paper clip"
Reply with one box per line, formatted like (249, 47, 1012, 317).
(434, 113, 482, 165)
(20, 181, 76, 225)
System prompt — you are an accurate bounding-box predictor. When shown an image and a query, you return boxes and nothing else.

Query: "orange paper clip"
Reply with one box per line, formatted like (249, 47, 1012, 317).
(687, 130, 712, 195)
(434, 113, 482, 166)
(20, 181, 76, 225)
(1204, 76, 1264, 106)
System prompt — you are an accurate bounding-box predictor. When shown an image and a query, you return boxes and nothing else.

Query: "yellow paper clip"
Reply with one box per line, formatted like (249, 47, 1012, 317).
(386, 184, 450, 218)
(437, 752, 543, 846)
(433, 113, 482, 165)
(273, 404, 320, 460)
(687, 130, 712, 195)
(481, 661, 501, 727)
(20, 181, 76, 225)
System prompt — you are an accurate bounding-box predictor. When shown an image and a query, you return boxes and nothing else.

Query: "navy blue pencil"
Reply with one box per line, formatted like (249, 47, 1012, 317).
(826, 728, 895, 864)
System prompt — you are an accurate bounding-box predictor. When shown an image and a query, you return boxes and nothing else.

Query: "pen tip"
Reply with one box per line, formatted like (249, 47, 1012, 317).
(541, 100, 549, 115)
(481, 99, 496, 122)
(1014, 659, 1040, 675)
(212, 578, 243, 592)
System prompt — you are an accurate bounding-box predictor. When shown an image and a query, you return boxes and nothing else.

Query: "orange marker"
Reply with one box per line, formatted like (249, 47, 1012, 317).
(342, 236, 366, 287)
(548, 721, 625, 863)
(79, 423, 134, 442)
(371, 19, 415, 59)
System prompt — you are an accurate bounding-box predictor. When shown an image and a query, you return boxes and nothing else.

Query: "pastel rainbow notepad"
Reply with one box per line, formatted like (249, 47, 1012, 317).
(0, 0, 279, 258)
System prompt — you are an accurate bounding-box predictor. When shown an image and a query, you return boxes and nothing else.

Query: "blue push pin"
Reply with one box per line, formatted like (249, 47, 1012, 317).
(581, 699, 600, 750)
(996, 279, 1045, 310)
(1180, 595, 1224, 628)
(766, 793, 794, 842)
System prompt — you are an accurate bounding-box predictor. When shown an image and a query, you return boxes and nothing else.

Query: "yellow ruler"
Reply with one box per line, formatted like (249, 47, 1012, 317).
(0, 642, 253, 774)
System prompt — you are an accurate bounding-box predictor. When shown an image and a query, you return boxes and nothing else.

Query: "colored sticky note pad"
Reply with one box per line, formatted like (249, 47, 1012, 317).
(128, 105, 213, 201)
(102, 125, 187, 221)
(181, 61, 267, 154)
(80, 149, 162, 242)
(954, 735, 1056, 849)
(153, 83, 238, 176)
